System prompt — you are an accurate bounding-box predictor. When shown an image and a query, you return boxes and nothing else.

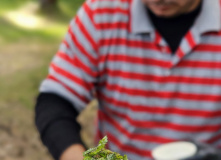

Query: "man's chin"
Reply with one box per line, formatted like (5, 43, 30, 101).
(152, 11, 180, 18)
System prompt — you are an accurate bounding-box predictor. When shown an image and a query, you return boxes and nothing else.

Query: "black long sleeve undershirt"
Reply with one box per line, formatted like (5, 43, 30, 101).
(35, 93, 85, 160)
(147, 2, 202, 53)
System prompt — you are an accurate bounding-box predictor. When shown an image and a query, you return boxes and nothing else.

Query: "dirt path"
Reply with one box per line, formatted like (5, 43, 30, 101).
(0, 41, 55, 160)
(0, 102, 52, 160)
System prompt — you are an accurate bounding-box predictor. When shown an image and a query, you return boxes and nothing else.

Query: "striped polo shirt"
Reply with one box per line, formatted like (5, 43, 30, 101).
(40, 0, 221, 159)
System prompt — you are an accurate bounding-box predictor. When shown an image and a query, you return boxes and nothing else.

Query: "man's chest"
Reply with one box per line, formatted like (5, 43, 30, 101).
(97, 32, 221, 85)
(95, 32, 221, 114)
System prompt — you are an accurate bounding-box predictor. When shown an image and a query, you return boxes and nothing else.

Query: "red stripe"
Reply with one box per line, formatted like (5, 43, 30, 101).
(57, 51, 73, 63)
(206, 133, 221, 144)
(97, 22, 128, 30)
(100, 54, 171, 68)
(163, 46, 171, 54)
(186, 31, 196, 48)
(155, 31, 162, 44)
(47, 75, 88, 103)
(75, 15, 97, 51)
(83, 3, 95, 27)
(195, 44, 221, 52)
(94, 8, 128, 15)
(91, 0, 129, 2)
(99, 111, 173, 144)
(100, 104, 221, 133)
(68, 27, 98, 66)
(74, 56, 98, 77)
(154, 31, 172, 54)
(177, 60, 221, 69)
(99, 93, 221, 118)
(100, 69, 221, 85)
(100, 38, 158, 50)
(107, 133, 152, 158)
(203, 31, 221, 36)
(50, 63, 93, 91)
(177, 48, 185, 58)
(63, 40, 70, 48)
(57, 52, 97, 77)
(128, 0, 132, 32)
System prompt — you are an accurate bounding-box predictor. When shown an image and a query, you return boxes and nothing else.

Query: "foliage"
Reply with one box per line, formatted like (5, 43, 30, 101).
(0, 0, 84, 109)
(0, 0, 29, 15)
(83, 136, 128, 160)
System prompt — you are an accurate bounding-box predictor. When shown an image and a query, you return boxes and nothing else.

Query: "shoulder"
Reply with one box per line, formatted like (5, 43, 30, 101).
(87, 0, 131, 9)
(84, 0, 131, 30)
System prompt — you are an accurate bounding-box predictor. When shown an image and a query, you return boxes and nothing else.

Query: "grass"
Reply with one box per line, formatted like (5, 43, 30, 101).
(0, 0, 84, 109)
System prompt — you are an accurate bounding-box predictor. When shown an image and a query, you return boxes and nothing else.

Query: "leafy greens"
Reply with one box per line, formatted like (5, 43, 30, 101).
(83, 136, 128, 160)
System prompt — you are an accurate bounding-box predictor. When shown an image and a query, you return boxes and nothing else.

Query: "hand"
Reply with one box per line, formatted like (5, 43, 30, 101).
(60, 144, 85, 160)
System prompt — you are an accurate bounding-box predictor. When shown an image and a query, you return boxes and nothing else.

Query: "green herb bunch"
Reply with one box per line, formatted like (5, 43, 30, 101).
(83, 136, 128, 160)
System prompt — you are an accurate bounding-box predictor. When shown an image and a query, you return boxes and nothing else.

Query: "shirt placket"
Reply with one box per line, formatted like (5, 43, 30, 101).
(172, 28, 200, 67)
(153, 31, 173, 76)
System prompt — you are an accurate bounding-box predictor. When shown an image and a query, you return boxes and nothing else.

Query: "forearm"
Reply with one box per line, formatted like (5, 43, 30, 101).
(35, 93, 85, 160)
(60, 144, 85, 160)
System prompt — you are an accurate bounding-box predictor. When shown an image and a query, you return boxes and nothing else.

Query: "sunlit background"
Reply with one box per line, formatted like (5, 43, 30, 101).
(0, 0, 97, 159)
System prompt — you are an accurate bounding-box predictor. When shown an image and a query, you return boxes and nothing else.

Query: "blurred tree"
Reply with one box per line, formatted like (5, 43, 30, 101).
(40, 0, 57, 11)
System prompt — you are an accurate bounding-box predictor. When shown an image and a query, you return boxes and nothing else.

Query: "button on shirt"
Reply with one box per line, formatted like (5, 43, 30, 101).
(40, 0, 221, 159)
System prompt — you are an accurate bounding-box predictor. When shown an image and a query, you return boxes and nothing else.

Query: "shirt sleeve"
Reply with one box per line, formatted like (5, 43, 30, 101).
(39, 0, 99, 112)
(35, 93, 85, 160)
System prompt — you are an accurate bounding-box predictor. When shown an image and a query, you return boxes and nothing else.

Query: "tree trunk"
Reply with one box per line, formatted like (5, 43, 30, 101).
(40, 0, 57, 11)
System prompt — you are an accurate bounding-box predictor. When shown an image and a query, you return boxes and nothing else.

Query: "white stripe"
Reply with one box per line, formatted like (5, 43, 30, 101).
(201, 36, 221, 45)
(59, 41, 73, 58)
(70, 17, 98, 59)
(77, 5, 100, 45)
(101, 88, 221, 111)
(40, 79, 87, 111)
(94, 13, 128, 23)
(65, 33, 97, 70)
(102, 101, 221, 126)
(103, 75, 221, 95)
(91, 0, 129, 10)
(187, 51, 221, 62)
(99, 60, 221, 78)
(173, 68, 221, 78)
(102, 112, 220, 141)
(99, 45, 171, 60)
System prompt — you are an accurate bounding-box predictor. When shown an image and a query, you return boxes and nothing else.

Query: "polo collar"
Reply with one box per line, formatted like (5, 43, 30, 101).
(130, 0, 221, 35)
(193, 0, 221, 34)
(131, 0, 154, 34)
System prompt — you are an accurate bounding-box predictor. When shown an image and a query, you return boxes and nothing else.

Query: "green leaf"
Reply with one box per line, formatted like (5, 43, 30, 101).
(97, 136, 108, 150)
(83, 136, 128, 160)
(123, 155, 128, 160)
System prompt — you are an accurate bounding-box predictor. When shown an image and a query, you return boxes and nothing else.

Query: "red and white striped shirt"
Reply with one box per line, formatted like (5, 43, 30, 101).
(40, 0, 221, 159)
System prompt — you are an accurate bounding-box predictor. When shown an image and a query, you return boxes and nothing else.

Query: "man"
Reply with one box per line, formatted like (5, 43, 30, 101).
(35, 0, 221, 160)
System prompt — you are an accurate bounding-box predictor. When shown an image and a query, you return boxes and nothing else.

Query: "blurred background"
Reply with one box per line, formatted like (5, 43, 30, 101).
(0, 0, 97, 159)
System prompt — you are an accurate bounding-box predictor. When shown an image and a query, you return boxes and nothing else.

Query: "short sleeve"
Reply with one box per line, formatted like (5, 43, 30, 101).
(39, 1, 99, 112)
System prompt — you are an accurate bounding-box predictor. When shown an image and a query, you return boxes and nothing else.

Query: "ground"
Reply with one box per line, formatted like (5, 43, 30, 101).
(0, 1, 97, 160)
